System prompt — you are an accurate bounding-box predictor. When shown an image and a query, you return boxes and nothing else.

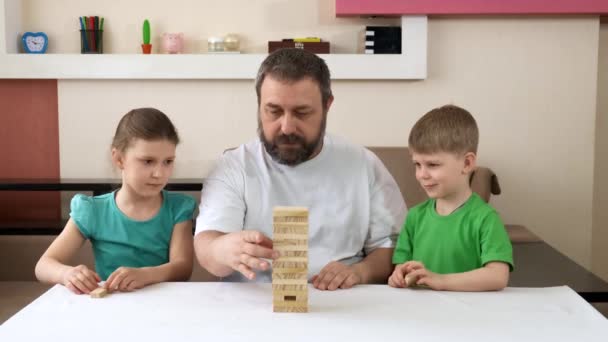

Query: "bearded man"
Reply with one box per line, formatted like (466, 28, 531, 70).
(194, 48, 406, 290)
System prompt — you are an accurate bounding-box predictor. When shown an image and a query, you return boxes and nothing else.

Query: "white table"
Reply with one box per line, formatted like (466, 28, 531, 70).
(1, 282, 607, 341)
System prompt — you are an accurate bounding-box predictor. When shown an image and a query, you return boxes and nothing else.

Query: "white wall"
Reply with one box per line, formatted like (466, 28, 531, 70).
(593, 20, 608, 281)
(22, 0, 397, 54)
(23, 0, 605, 272)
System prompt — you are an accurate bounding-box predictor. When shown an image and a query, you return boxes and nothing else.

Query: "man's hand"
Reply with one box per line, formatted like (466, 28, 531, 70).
(311, 261, 362, 291)
(218, 230, 278, 280)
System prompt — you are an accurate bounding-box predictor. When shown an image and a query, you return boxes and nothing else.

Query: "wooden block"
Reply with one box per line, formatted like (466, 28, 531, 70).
(273, 268, 308, 277)
(273, 239, 308, 248)
(273, 233, 308, 240)
(273, 305, 308, 313)
(272, 279, 308, 286)
(404, 274, 430, 289)
(272, 206, 309, 313)
(90, 287, 108, 298)
(272, 261, 308, 269)
(273, 207, 309, 217)
(274, 291, 308, 302)
(272, 244, 308, 251)
(272, 284, 307, 291)
(273, 226, 309, 234)
(276, 256, 308, 262)
(404, 274, 416, 287)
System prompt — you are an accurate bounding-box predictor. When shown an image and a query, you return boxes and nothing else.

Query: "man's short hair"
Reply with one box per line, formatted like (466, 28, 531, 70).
(255, 48, 332, 109)
(408, 104, 479, 154)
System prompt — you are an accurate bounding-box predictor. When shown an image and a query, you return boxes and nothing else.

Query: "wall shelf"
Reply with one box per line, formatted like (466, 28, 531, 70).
(0, 0, 427, 80)
(0, 48, 426, 80)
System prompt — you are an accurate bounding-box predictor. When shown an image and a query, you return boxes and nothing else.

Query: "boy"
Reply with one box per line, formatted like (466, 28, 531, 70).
(389, 105, 513, 291)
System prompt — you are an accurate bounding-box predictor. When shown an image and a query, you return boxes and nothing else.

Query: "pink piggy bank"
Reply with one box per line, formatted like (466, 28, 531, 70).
(162, 33, 184, 54)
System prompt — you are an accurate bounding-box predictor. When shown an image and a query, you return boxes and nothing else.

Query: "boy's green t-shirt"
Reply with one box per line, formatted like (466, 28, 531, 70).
(392, 193, 513, 274)
(70, 190, 196, 280)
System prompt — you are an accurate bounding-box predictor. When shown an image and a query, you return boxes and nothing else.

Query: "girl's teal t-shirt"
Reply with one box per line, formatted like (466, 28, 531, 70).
(70, 190, 196, 280)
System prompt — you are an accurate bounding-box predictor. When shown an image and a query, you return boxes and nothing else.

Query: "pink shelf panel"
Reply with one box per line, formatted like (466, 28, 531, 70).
(336, 0, 608, 16)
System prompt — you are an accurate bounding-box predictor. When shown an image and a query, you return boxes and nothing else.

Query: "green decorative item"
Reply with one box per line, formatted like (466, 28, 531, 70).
(142, 19, 152, 54)
(143, 19, 151, 44)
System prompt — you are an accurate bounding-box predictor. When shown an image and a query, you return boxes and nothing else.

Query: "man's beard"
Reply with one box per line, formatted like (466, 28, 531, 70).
(258, 115, 326, 166)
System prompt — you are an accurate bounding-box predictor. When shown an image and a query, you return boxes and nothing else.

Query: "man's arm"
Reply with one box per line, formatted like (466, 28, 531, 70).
(312, 247, 394, 290)
(312, 150, 407, 291)
(194, 229, 277, 280)
(351, 247, 394, 284)
(194, 230, 234, 278)
(194, 150, 275, 279)
(356, 149, 406, 284)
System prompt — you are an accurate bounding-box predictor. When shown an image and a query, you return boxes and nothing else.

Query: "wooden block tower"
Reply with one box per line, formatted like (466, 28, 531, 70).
(272, 206, 308, 313)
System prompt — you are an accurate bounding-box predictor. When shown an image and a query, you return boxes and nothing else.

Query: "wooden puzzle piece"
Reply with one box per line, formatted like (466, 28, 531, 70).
(404, 274, 417, 287)
(404, 274, 430, 289)
(90, 287, 108, 298)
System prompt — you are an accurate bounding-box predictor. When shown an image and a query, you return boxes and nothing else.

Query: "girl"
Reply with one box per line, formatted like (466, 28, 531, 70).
(35, 108, 195, 294)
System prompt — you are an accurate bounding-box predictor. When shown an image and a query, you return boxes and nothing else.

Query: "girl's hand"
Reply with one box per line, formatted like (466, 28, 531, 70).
(105, 267, 150, 292)
(61, 264, 101, 294)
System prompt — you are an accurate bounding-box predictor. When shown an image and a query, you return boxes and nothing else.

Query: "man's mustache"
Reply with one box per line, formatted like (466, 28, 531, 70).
(275, 134, 305, 145)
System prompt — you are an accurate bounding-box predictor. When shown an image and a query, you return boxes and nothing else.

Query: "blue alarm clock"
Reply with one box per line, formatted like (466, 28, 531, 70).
(22, 32, 48, 53)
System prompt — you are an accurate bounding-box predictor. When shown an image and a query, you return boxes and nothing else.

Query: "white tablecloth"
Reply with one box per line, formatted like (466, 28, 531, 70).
(1, 282, 607, 341)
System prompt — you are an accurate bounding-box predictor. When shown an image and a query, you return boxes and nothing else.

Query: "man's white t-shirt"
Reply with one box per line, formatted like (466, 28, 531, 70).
(195, 134, 407, 282)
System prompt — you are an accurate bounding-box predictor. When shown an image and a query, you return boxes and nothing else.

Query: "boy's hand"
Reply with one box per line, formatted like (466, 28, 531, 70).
(389, 261, 446, 290)
(388, 263, 409, 288)
(389, 261, 425, 288)
(105, 267, 150, 292)
(405, 263, 446, 290)
(61, 264, 101, 294)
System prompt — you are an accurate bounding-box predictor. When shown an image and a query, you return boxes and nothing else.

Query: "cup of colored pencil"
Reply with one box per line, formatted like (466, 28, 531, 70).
(79, 16, 104, 54)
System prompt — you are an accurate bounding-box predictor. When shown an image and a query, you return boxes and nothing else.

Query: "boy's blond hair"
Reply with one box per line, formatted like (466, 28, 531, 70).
(408, 105, 479, 154)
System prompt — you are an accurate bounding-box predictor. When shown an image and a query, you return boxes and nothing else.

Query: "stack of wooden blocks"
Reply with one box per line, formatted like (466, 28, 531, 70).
(272, 207, 309, 313)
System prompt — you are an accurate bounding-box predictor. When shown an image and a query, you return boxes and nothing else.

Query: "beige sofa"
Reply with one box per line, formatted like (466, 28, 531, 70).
(372, 147, 535, 242)
(0, 146, 531, 322)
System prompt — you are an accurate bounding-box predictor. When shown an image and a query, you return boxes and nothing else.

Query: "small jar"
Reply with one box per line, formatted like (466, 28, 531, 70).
(207, 37, 224, 52)
(223, 34, 240, 52)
